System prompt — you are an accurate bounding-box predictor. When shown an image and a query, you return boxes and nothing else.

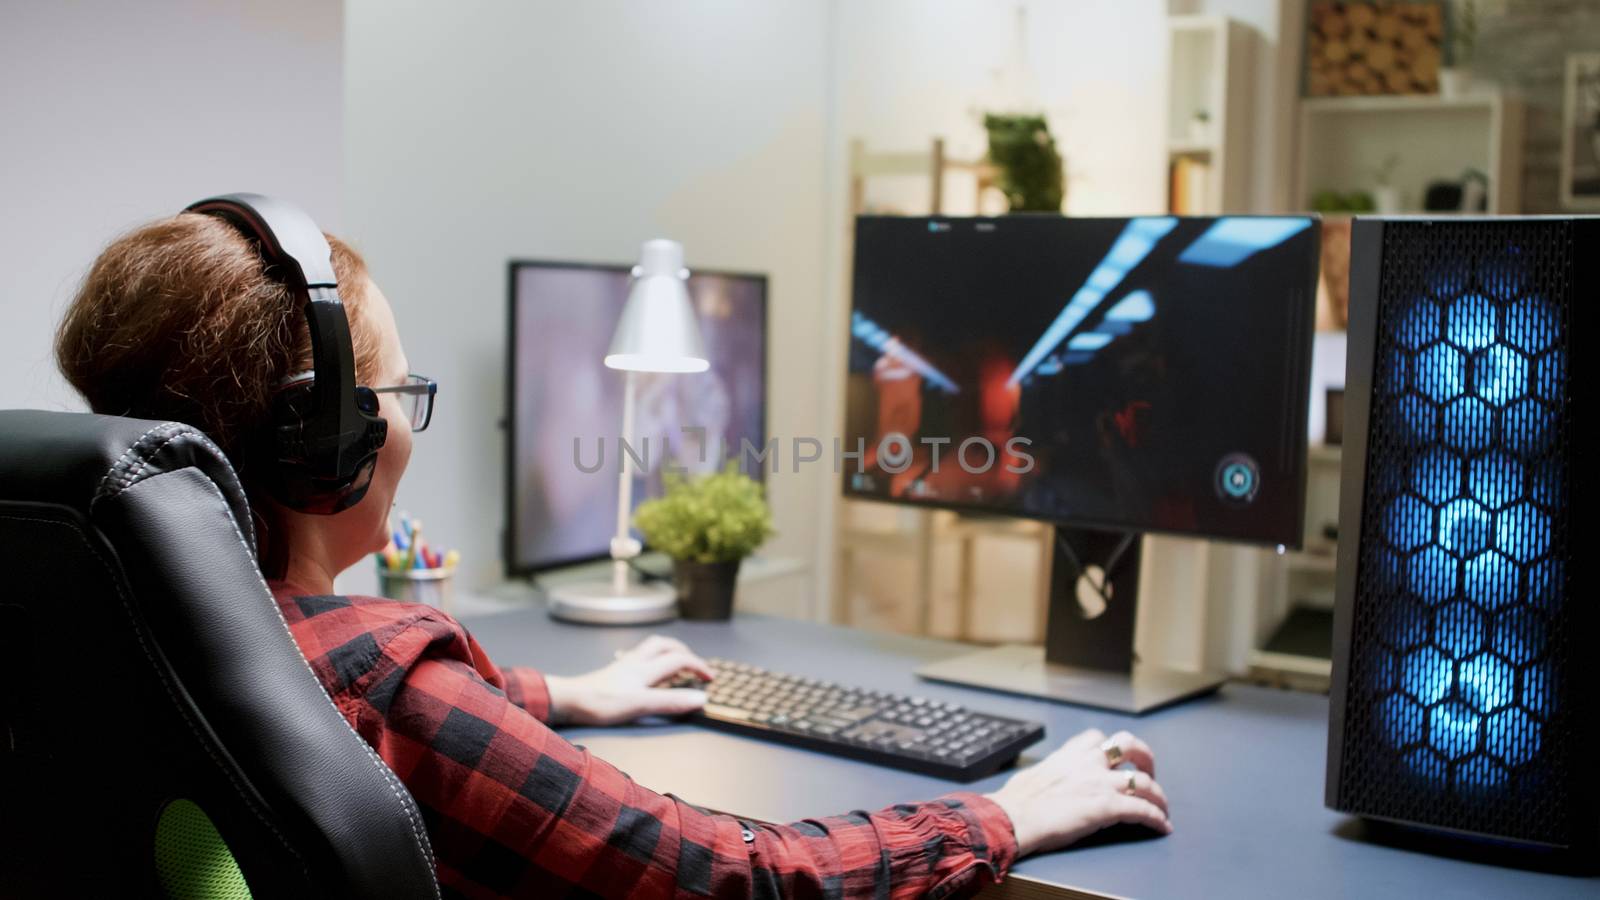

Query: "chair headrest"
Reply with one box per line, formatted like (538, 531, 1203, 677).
(0, 410, 255, 555)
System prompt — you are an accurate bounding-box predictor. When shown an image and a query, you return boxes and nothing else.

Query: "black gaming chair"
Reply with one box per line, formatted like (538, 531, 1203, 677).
(0, 410, 438, 899)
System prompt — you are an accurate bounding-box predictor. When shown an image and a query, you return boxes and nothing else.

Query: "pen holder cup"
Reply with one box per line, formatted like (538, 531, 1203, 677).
(379, 566, 455, 611)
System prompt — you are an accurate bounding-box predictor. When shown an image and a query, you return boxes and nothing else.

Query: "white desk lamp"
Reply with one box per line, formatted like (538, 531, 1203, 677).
(546, 239, 708, 625)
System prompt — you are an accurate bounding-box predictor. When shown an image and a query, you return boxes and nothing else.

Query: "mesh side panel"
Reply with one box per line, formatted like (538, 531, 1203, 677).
(154, 799, 254, 900)
(1338, 220, 1573, 844)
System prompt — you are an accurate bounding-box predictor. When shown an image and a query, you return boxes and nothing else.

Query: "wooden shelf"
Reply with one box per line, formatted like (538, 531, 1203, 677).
(1294, 88, 1524, 214)
(1302, 93, 1507, 114)
(1309, 444, 1343, 466)
(1285, 550, 1338, 575)
(1167, 140, 1217, 157)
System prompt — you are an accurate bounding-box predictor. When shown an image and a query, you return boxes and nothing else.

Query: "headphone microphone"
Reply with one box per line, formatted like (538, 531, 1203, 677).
(184, 193, 388, 514)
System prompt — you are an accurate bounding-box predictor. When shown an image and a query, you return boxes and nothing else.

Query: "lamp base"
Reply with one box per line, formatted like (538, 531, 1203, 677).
(546, 580, 678, 626)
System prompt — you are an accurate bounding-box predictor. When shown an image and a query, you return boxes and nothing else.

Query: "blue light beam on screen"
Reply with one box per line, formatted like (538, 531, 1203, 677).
(1067, 332, 1114, 351)
(850, 311, 959, 393)
(1007, 218, 1177, 386)
(1105, 290, 1155, 323)
(1177, 217, 1313, 268)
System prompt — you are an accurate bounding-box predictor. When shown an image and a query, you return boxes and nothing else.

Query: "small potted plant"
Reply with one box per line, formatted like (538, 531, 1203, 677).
(1371, 154, 1402, 214)
(633, 465, 775, 620)
(983, 112, 1065, 212)
(1440, 0, 1477, 98)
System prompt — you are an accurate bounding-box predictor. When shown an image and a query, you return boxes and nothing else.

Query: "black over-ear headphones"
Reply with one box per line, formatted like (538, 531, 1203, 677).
(184, 193, 388, 514)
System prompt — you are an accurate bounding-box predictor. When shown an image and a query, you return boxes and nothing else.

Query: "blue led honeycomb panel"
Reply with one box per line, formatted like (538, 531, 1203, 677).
(1335, 220, 1576, 847)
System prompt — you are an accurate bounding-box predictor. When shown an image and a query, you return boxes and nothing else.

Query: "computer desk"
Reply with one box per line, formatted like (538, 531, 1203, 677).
(462, 607, 1596, 899)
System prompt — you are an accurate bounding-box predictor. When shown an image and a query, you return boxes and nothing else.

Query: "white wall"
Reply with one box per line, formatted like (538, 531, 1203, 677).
(829, 1, 1171, 217)
(340, 0, 834, 600)
(0, 0, 345, 413)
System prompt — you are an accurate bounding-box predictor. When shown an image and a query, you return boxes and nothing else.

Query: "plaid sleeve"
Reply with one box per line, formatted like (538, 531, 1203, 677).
(333, 613, 1018, 898)
(499, 666, 552, 723)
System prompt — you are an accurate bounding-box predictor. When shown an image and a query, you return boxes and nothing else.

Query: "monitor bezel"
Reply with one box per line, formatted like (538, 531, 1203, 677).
(504, 258, 771, 578)
(839, 214, 1319, 551)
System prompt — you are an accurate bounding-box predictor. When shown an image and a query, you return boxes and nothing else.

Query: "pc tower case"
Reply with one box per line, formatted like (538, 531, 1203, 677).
(1326, 216, 1596, 850)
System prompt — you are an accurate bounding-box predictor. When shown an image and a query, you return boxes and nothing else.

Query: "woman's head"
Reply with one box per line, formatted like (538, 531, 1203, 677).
(55, 211, 414, 580)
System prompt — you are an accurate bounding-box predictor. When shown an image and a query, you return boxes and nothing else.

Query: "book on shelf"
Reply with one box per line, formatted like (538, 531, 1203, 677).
(1168, 156, 1210, 215)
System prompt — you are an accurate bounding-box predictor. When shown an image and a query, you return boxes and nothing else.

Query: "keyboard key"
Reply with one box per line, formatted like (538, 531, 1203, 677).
(705, 704, 754, 722)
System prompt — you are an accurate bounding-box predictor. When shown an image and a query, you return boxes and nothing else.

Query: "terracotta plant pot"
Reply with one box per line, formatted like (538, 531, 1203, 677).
(673, 558, 742, 620)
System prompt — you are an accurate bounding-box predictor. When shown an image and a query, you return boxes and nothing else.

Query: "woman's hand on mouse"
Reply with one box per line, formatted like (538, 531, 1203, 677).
(986, 728, 1171, 857)
(545, 635, 714, 726)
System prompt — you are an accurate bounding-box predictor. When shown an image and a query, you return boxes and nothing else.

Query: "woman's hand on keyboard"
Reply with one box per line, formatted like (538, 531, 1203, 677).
(546, 635, 715, 726)
(985, 727, 1171, 856)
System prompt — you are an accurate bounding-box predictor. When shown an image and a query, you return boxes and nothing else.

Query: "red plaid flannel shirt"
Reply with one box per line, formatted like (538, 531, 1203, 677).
(270, 584, 1019, 898)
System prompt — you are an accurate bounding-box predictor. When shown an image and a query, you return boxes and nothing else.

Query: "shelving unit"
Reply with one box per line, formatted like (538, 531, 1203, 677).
(1165, 15, 1254, 214)
(1294, 91, 1525, 213)
(1248, 442, 1344, 691)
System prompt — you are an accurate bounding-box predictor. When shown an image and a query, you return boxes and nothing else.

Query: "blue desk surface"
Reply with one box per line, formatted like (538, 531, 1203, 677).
(463, 607, 1595, 899)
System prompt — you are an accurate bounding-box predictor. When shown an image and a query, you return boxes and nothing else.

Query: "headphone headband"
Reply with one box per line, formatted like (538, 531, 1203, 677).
(185, 193, 339, 288)
(184, 193, 387, 514)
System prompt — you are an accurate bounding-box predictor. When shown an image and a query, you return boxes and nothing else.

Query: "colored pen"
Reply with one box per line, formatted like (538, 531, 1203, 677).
(406, 520, 423, 569)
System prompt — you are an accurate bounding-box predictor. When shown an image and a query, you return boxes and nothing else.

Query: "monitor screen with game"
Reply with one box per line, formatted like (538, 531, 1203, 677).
(843, 215, 1319, 548)
(508, 261, 767, 574)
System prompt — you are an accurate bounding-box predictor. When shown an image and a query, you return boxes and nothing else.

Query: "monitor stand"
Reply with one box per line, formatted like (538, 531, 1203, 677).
(916, 527, 1227, 714)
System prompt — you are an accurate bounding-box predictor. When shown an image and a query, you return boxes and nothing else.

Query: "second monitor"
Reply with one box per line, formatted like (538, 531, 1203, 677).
(845, 215, 1320, 711)
(507, 261, 767, 576)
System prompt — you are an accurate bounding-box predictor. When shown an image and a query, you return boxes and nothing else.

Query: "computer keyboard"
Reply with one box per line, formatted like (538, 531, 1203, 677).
(669, 658, 1046, 781)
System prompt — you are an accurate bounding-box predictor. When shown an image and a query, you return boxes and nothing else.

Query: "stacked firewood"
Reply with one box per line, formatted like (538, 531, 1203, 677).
(1306, 2, 1444, 96)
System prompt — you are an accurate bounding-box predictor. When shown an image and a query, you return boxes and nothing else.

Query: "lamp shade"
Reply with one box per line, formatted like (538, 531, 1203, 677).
(604, 239, 709, 373)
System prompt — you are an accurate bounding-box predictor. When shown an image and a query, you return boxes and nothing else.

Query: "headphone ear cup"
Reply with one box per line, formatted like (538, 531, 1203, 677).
(261, 382, 388, 514)
(270, 381, 317, 464)
(252, 381, 318, 511)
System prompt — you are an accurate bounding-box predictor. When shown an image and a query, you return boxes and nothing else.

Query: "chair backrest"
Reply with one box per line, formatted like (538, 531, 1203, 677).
(0, 410, 438, 899)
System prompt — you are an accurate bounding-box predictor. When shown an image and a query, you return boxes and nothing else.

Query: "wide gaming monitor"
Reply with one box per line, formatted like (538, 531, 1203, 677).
(844, 215, 1319, 547)
(508, 261, 767, 574)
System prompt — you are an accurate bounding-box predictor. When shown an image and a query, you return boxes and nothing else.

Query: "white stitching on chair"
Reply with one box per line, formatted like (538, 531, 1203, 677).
(94, 422, 178, 498)
(98, 427, 257, 551)
(0, 512, 307, 875)
(185, 476, 441, 898)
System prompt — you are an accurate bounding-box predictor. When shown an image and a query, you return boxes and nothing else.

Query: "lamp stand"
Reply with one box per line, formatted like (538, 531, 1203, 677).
(547, 369, 678, 625)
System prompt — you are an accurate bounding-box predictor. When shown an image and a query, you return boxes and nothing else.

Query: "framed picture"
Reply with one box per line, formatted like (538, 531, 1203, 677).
(1560, 52, 1600, 210)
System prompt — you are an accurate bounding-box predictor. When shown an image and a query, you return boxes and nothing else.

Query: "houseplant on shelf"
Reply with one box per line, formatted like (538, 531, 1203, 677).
(983, 112, 1065, 212)
(1440, 0, 1477, 98)
(633, 465, 775, 620)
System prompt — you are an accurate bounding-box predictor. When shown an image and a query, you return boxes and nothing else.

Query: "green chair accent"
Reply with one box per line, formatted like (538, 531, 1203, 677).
(153, 799, 252, 900)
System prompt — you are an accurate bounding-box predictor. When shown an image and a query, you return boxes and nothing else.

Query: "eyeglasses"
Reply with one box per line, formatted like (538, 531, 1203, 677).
(281, 371, 438, 432)
(366, 373, 437, 432)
